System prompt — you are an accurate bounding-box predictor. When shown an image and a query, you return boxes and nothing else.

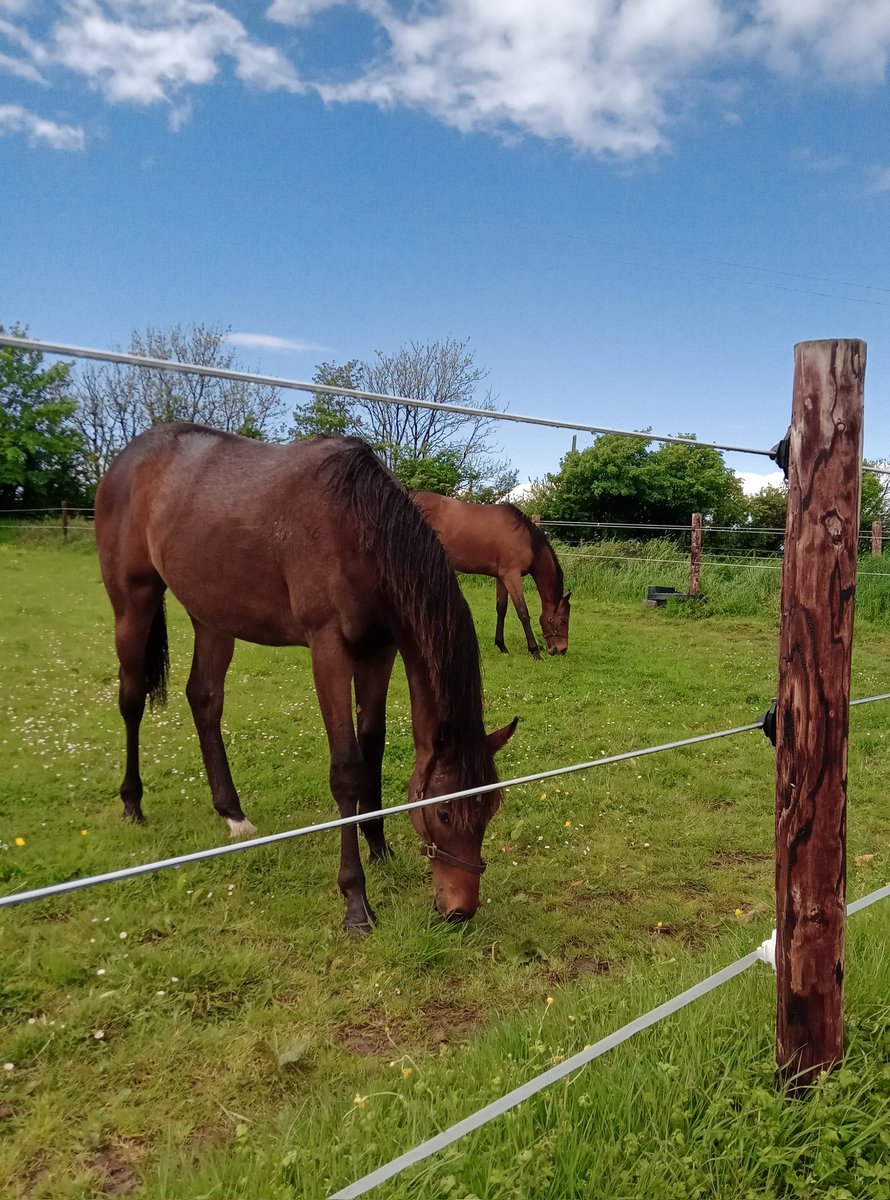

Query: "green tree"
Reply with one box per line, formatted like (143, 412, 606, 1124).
(644, 439, 745, 526)
(292, 361, 363, 439)
(293, 340, 517, 499)
(861, 463, 890, 529)
(525, 433, 743, 536)
(0, 326, 85, 508)
(389, 447, 464, 494)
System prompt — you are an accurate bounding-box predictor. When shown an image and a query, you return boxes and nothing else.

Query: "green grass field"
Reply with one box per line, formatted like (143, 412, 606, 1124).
(2, 543, 890, 1199)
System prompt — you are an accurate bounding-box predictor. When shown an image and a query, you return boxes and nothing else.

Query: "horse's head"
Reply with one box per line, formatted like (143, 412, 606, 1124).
(408, 717, 518, 922)
(540, 591, 571, 655)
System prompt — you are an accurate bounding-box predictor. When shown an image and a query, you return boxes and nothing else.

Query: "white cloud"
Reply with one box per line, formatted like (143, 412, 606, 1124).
(745, 0, 890, 83)
(736, 470, 785, 496)
(0, 49, 44, 82)
(267, 0, 348, 25)
(49, 0, 302, 108)
(308, 0, 730, 156)
(5, 0, 890, 156)
(225, 332, 329, 352)
(866, 164, 890, 194)
(293, 0, 890, 156)
(0, 102, 84, 148)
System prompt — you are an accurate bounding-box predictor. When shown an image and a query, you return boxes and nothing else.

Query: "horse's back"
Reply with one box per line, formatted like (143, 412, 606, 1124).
(96, 425, 380, 645)
(412, 492, 534, 576)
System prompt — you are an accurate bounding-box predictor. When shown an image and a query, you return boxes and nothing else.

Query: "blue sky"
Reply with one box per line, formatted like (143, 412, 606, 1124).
(3, 0, 890, 491)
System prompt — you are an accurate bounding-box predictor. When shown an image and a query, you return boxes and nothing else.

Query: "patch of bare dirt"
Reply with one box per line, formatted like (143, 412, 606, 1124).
(336, 1002, 483, 1057)
(562, 888, 636, 908)
(418, 1001, 483, 1047)
(546, 956, 613, 986)
(709, 850, 771, 868)
(335, 1020, 406, 1057)
(88, 1141, 145, 1196)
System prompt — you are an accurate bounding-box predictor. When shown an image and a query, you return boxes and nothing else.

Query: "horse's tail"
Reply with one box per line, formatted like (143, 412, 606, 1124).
(145, 599, 170, 709)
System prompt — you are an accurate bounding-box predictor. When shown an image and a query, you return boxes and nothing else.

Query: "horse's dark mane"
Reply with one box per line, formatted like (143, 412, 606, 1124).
(323, 440, 499, 831)
(501, 504, 565, 601)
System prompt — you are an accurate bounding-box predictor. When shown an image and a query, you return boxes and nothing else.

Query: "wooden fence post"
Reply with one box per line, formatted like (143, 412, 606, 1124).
(61, 500, 69, 542)
(689, 513, 702, 596)
(871, 520, 882, 556)
(775, 339, 865, 1087)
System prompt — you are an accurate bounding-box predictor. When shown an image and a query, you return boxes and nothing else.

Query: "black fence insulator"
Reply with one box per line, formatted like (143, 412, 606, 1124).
(761, 698, 778, 747)
(769, 428, 792, 480)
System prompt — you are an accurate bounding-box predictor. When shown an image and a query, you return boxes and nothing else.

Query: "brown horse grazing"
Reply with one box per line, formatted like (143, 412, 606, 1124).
(94, 424, 517, 933)
(412, 493, 571, 659)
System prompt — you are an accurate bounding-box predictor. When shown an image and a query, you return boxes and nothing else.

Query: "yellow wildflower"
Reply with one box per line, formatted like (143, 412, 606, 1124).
(354, 1094, 367, 1110)
(546, 995, 554, 1006)
(564, 820, 571, 828)
(15, 837, 25, 847)
(80, 829, 88, 836)
(734, 908, 743, 917)
(402, 1067, 413, 1079)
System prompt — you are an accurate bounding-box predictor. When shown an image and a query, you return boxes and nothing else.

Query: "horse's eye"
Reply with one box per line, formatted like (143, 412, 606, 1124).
(437, 807, 451, 825)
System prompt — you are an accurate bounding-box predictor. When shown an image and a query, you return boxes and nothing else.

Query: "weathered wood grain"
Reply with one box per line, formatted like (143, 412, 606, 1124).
(689, 512, 702, 597)
(775, 339, 865, 1086)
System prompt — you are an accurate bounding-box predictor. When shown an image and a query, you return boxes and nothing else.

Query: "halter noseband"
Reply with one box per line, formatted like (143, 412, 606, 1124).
(417, 799, 487, 876)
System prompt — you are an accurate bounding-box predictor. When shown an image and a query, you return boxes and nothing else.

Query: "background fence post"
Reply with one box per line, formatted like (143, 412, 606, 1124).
(775, 339, 865, 1088)
(689, 513, 702, 596)
(871, 520, 882, 556)
(61, 500, 69, 542)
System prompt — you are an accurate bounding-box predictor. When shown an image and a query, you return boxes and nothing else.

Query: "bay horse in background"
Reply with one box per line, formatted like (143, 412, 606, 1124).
(95, 424, 517, 934)
(412, 493, 571, 659)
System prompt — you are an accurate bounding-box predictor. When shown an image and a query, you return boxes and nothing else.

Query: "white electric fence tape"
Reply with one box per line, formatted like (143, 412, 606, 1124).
(329, 884, 890, 1198)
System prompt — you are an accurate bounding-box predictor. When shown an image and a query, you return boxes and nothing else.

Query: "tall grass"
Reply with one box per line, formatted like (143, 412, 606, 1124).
(552, 538, 890, 624)
(0, 516, 96, 551)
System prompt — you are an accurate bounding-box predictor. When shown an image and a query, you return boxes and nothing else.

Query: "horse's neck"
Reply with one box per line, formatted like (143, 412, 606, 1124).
(399, 643, 441, 767)
(529, 540, 560, 606)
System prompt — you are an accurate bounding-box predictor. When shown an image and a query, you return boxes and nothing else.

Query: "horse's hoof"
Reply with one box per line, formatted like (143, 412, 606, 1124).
(530, 649, 542, 660)
(370, 843, 394, 864)
(343, 917, 373, 937)
(226, 817, 258, 839)
(123, 810, 145, 825)
(495, 644, 509, 654)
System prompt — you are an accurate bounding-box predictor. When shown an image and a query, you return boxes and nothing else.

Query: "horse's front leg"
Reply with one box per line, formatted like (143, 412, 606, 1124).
(354, 644, 398, 863)
(494, 578, 509, 654)
(504, 572, 542, 659)
(311, 633, 376, 934)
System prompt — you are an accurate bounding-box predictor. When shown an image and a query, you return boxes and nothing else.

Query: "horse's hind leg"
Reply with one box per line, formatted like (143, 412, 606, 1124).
(113, 578, 168, 824)
(494, 578, 509, 653)
(186, 620, 256, 838)
(354, 644, 398, 863)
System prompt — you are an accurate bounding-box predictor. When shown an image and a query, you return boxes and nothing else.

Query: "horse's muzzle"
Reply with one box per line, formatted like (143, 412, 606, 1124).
(444, 907, 472, 924)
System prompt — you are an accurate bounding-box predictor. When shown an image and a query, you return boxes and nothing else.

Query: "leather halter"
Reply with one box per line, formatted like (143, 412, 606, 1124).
(540, 608, 568, 651)
(417, 801, 487, 876)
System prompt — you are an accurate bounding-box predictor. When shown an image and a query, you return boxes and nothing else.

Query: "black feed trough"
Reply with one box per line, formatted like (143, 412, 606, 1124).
(644, 585, 706, 608)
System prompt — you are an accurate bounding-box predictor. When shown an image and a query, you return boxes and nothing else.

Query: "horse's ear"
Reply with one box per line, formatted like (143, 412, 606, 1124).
(487, 716, 519, 754)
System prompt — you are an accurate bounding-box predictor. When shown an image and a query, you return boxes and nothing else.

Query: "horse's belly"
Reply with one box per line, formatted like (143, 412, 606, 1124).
(155, 543, 307, 647)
